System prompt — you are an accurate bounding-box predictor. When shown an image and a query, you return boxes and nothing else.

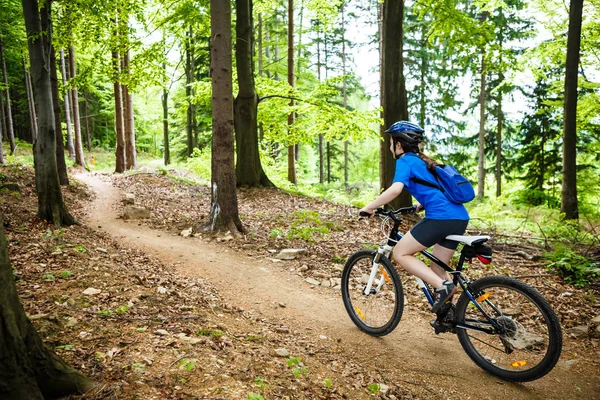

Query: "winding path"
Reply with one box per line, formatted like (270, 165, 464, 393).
(77, 173, 599, 400)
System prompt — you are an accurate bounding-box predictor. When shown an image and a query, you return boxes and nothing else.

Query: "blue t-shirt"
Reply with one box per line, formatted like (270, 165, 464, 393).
(392, 153, 469, 221)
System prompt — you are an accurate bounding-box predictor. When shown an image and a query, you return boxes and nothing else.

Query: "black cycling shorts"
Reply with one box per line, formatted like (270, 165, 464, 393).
(410, 218, 469, 250)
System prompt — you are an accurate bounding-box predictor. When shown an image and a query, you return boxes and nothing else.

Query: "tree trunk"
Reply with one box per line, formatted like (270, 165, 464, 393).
(185, 30, 194, 157)
(316, 21, 324, 184)
(24, 61, 38, 142)
(190, 32, 198, 150)
(162, 62, 170, 165)
(419, 23, 427, 128)
(477, 12, 488, 200)
(287, 0, 296, 185)
(561, 0, 583, 220)
(47, 37, 69, 185)
(0, 37, 16, 154)
(112, 49, 126, 173)
(122, 50, 136, 170)
(381, 0, 410, 208)
(234, 0, 274, 187)
(68, 45, 85, 167)
(0, 100, 4, 164)
(207, 0, 244, 233)
(495, 14, 504, 198)
(342, 3, 348, 186)
(0, 210, 93, 399)
(0, 86, 7, 144)
(59, 50, 75, 160)
(496, 90, 502, 198)
(83, 92, 92, 151)
(23, 0, 77, 226)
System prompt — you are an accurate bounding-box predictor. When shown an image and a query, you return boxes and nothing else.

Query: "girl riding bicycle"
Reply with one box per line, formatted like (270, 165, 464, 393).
(359, 121, 469, 313)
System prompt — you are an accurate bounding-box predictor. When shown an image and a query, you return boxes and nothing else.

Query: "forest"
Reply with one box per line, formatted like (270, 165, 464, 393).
(0, 0, 599, 398)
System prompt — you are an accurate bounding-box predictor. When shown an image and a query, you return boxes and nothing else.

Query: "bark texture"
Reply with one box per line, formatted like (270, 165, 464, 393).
(234, 0, 273, 187)
(380, 0, 410, 209)
(23, 0, 76, 226)
(207, 0, 244, 233)
(561, 0, 583, 220)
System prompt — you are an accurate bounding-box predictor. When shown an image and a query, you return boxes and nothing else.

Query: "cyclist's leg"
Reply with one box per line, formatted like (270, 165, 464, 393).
(393, 232, 445, 288)
(430, 244, 455, 282)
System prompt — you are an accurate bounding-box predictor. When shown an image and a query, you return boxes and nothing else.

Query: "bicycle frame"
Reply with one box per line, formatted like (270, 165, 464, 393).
(364, 209, 501, 335)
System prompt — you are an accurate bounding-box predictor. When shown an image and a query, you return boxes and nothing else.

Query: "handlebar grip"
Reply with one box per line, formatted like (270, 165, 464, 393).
(359, 211, 373, 217)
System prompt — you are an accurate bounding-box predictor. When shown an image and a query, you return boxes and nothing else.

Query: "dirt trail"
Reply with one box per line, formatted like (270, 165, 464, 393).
(77, 173, 599, 400)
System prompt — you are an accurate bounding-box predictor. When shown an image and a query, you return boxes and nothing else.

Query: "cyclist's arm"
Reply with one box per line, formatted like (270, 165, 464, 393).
(360, 182, 405, 214)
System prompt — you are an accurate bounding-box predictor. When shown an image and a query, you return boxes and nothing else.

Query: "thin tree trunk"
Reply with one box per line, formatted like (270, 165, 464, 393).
(122, 49, 136, 170)
(207, 0, 244, 233)
(185, 30, 193, 157)
(419, 24, 427, 128)
(496, 11, 504, 198)
(24, 60, 38, 142)
(316, 20, 324, 184)
(477, 50, 486, 200)
(258, 13, 265, 144)
(190, 31, 198, 150)
(561, 0, 583, 220)
(68, 45, 85, 167)
(287, 0, 296, 185)
(477, 12, 488, 200)
(162, 62, 170, 165)
(0, 37, 16, 153)
(59, 49, 74, 159)
(49, 43, 69, 185)
(83, 91, 91, 151)
(112, 49, 126, 173)
(0, 100, 4, 164)
(327, 141, 331, 183)
(342, 2, 348, 186)
(0, 86, 7, 144)
(496, 91, 502, 197)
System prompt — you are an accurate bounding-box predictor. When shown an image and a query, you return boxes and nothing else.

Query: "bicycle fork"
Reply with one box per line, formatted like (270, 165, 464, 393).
(363, 246, 393, 295)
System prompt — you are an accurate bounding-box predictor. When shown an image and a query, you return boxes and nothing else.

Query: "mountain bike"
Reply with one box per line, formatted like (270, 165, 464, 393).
(341, 206, 562, 382)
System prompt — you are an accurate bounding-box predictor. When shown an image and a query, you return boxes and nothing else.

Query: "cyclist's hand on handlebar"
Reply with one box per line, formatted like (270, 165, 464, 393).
(358, 207, 375, 218)
(415, 203, 424, 213)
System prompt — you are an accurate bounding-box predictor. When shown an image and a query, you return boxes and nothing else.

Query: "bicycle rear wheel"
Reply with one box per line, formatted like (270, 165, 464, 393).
(341, 250, 403, 336)
(455, 276, 562, 382)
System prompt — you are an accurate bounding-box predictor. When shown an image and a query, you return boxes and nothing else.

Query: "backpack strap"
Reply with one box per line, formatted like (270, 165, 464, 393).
(410, 176, 445, 193)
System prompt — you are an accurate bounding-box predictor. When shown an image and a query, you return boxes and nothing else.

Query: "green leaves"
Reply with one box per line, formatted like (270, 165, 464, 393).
(256, 76, 381, 146)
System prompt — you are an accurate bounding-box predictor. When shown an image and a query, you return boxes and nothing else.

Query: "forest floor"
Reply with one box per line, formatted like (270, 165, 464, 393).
(2, 164, 600, 399)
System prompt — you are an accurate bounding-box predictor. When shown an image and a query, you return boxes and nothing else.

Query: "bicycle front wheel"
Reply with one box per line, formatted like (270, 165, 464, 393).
(341, 250, 404, 336)
(455, 276, 562, 382)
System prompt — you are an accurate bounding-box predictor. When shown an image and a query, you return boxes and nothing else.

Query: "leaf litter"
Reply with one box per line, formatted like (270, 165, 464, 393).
(2, 165, 600, 399)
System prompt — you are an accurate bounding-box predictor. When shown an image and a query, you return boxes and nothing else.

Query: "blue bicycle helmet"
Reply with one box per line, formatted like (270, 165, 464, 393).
(385, 121, 425, 144)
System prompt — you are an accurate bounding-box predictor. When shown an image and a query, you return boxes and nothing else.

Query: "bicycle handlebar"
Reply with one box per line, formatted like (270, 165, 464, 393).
(359, 206, 416, 219)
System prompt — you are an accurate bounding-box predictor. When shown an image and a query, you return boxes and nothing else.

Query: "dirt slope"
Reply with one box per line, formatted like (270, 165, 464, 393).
(76, 173, 600, 400)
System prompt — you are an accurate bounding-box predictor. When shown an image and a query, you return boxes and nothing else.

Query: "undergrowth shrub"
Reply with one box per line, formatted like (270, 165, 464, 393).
(545, 245, 600, 287)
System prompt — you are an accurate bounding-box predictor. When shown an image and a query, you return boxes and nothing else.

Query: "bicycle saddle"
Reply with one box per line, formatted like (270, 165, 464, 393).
(445, 235, 490, 246)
